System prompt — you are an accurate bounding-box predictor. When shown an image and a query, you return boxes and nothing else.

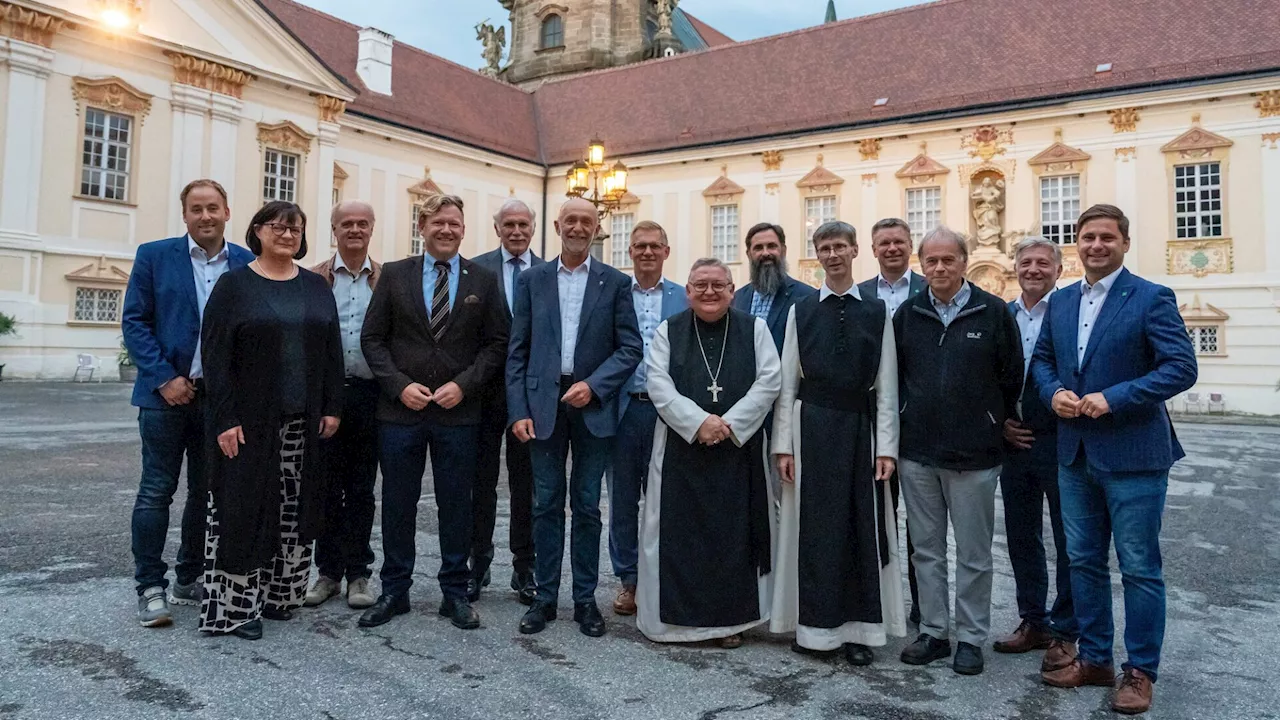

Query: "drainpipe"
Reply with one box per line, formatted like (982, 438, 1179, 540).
(540, 166, 549, 258)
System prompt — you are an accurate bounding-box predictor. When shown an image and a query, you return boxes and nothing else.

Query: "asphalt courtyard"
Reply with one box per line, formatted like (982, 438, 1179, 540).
(0, 382, 1277, 720)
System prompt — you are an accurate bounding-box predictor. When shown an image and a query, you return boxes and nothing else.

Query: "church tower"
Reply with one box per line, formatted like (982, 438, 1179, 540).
(500, 0, 684, 88)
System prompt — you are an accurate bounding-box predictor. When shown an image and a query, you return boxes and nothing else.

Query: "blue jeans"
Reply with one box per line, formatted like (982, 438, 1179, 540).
(1000, 456, 1077, 640)
(606, 397, 657, 587)
(132, 403, 208, 594)
(378, 420, 478, 601)
(529, 399, 612, 605)
(1058, 457, 1168, 680)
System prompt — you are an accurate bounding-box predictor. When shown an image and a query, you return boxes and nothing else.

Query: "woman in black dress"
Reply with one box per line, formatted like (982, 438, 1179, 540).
(199, 201, 343, 640)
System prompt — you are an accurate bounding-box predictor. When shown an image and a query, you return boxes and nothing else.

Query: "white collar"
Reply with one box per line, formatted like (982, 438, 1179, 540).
(500, 246, 532, 265)
(632, 275, 663, 293)
(187, 234, 228, 261)
(334, 252, 372, 275)
(819, 282, 863, 301)
(877, 270, 912, 288)
(1083, 266, 1123, 294)
(1014, 289, 1053, 315)
(558, 255, 591, 274)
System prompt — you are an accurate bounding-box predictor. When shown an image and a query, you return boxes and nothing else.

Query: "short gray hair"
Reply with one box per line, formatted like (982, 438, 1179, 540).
(917, 225, 968, 262)
(493, 198, 536, 224)
(812, 220, 857, 250)
(1013, 235, 1062, 265)
(331, 199, 375, 226)
(689, 257, 732, 281)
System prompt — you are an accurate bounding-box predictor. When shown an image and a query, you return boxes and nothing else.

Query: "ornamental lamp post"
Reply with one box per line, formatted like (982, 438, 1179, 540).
(564, 139, 630, 230)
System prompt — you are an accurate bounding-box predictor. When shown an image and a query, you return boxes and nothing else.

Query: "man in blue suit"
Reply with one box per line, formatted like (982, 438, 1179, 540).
(731, 223, 817, 352)
(468, 198, 543, 605)
(1032, 204, 1197, 715)
(507, 197, 643, 637)
(121, 179, 253, 627)
(606, 220, 688, 618)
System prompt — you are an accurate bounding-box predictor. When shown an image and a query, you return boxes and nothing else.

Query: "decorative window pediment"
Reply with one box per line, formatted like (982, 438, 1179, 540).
(702, 166, 745, 202)
(796, 155, 845, 193)
(616, 190, 641, 207)
(896, 150, 950, 181)
(1028, 135, 1091, 173)
(408, 167, 444, 198)
(332, 162, 349, 182)
(257, 121, 314, 155)
(1179, 294, 1230, 322)
(1179, 294, 1229, 357)
(65, 257, 130, 285)
(1161, 126, 1232, 158)
(72, 77, 152, 123)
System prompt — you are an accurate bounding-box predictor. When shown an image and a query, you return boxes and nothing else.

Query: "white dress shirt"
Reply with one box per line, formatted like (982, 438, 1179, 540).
(630, 277, 664, 392)
(332, 253, 375, 379)
(1077, 267, 1123, 365)
(1013, 290, 1052, 383)
(875, 271, 916, 317)
(557, 256, 592, 374)
(187, 235, 230, 380)
(500, 246, 533, 311)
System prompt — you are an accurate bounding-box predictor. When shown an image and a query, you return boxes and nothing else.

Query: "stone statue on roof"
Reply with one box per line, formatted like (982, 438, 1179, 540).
(656, 0, 678, 37)
(476, 20, 506, 78)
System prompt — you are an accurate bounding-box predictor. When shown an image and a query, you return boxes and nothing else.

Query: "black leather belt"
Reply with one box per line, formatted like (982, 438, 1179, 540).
(629, 392, 651, 402)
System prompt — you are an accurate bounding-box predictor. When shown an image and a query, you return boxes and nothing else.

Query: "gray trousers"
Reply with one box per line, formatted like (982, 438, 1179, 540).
(898, 458, 1000, 646)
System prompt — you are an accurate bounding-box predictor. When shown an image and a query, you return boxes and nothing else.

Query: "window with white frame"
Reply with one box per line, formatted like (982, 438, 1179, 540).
(410, 203, 424, 255)
(611, 212, 635, 268)
(711, 204, 740, 263)
(589, 238, 605, 262)
(262, 149, 299, 203)
(1040, 174, 1081, 245)
(80, 108, 132, 202)
(905, 187, 941, 242)
(803, 196, 837, 258)
(1187, 325, 1222, 356)
(1174, 162, 1223, 239)
(73, 287, 123, 323)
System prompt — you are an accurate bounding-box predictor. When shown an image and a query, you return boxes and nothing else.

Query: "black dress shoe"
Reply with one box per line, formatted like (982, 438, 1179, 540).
(953, 642, 984, 675)
(900, 633, 952, 665)
(574, 602, 607, 637)
(261, 607, 293, 621)
(844, 643, 874, 666)
(465, 577, 483, 603)
(232, 619, 263, 640)
(519, 601, 557, 634)
(440, 597, 481, 630)
(511, 570, 536, 606)
(358, 593, 410, 628)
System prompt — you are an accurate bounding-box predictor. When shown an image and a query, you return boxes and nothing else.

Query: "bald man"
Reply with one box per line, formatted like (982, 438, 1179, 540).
(304, 200, 382, 610)
(507, 197, 643, 637)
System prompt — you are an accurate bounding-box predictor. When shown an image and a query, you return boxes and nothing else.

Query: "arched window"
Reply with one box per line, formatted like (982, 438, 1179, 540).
(541, 14, 564, 49)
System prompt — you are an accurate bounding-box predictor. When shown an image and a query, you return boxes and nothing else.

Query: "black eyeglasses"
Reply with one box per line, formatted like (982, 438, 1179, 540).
(262, 222, 304, 237)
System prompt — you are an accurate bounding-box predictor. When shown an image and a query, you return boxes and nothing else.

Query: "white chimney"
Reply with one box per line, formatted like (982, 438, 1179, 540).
(357, 27, 394, 95)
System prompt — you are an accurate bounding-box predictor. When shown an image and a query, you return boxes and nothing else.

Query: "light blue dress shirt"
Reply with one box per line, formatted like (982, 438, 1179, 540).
(749, 290, 775, 320)
(422, 251, 461, 319)
(929, 280, 972, 328)
(557, 256, 592, 374)
(629, 277, 664, 392)
(332, 253, 375, 379)
(1076, 266, 1122, 365)
(187, 234, 230, 380)
(500, 246, 532, 312)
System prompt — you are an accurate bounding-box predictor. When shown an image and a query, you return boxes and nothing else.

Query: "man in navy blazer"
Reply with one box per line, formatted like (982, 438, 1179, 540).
(730, 222, 817, 352)
(1031, 204, 1197, 714)
(507, 198, 643, 637)
(467, 198, 544, 605)
(121, 179, 252, 627)
(605, 220, 688, 617)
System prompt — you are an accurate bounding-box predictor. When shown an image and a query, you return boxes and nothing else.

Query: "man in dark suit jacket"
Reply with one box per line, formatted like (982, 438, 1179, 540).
(467, 198, 543, 605)
(730, 222, 816, 352)
(358, 194, 508, 631)
(1032, 205, 1197, 715)
(507, 198, 643, 637)
(857, 217, 926, 625)
(992, 237, 1076, 673)
(121, 179, 252, 628)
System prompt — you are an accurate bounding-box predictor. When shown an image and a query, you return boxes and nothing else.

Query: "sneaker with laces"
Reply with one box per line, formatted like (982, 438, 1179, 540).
(346, 577, 376, 609)
(138, 586, 173, 628)
(304, 576, 341, 607)
(168, 580, 202, 606)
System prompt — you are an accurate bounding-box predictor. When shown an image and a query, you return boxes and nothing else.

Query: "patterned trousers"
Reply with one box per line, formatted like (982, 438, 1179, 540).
(200, 418, 312, 633)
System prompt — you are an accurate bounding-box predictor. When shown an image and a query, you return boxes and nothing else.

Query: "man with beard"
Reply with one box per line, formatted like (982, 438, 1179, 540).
(508, 198, 642, 637)
(637, 258, 781, 649)
(731, 223, 817, 352)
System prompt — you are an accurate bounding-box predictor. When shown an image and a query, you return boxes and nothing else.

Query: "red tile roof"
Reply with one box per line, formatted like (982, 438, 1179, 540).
(261, 0, 1280, 167)
(682, 11, 734, 47)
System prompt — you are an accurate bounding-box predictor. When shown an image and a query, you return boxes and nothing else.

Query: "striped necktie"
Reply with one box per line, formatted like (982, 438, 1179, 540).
(430, 260, 450, 341)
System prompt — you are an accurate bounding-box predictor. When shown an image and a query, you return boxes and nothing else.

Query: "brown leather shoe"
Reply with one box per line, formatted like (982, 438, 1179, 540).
(719, 633, 743, 649)
(613, 585, 637, 616)
(1041, 658, 1116, 688)
(1112, 668, 1153, 714)
(1041, 638, 1078, 672)
(993, 619, 1053, 654)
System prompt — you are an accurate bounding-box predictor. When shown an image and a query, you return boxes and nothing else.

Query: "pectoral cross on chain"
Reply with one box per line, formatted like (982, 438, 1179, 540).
(707, 381, 723, 403)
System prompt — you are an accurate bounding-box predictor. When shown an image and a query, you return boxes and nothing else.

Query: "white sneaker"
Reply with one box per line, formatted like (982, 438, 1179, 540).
(347, 577, 376, 609)
(304, 576, 341, 607)
(137, 586, 172, 627)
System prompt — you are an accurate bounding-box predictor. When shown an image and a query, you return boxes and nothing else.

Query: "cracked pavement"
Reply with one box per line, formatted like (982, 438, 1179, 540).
(0, 383, 1277, 719)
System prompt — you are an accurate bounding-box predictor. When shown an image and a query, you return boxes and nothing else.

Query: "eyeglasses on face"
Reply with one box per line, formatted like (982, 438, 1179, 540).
(262, 222, 304, 237)
(690, 281, 730, 293)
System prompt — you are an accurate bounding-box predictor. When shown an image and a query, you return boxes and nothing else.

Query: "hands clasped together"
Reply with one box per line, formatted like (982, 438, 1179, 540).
(1052, 389, 1111, 419)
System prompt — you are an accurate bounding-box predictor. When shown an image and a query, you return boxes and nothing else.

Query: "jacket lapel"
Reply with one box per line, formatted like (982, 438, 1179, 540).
(409, 255, 432, 334)
(1061, 280, 1083, 377)
(547, 263, 562, 354)
(908, 271, 926, 298)
(576, 261, 605, 345)
(1080, 269, 1135, 370)
(767, 280, 793, 330)
(174, 238, 199, 315)
(440, 258, 474, 338)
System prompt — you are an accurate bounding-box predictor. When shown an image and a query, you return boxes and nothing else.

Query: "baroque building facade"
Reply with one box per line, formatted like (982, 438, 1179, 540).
(1, 0, 1279, 414)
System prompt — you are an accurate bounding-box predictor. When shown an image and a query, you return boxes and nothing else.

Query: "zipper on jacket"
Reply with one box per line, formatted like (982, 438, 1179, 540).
(987, 410, 996, 424)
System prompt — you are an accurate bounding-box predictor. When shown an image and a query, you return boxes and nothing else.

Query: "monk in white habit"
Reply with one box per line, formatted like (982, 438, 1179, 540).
(637, 257, 781, 648)
(770, 221, 906, 665)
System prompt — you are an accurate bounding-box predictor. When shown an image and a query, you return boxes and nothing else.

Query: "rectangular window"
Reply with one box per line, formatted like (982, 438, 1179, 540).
(611, 212, 635, 268)
(80, 108, 132, 202)
(905, 187, 941, 243)
(262, 149, 299, 203)
(711, 204, 740, 263)
(410, 203, 423, 255)
(803, 196, 838, 258)
(589, 239, 605, 262)
(1040, 174, 1081, 245)
(1174, 162, 1223, 239)
(1187, 325, 1221, 355)
(73, 287, 123, 323)
(331, 187, 341, 247)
